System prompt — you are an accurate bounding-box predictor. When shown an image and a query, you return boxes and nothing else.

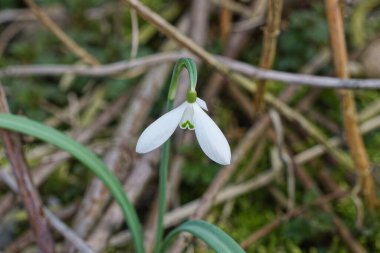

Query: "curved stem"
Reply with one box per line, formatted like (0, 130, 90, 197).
(167, 58, 198, 101)
(154, 58, 197, 253)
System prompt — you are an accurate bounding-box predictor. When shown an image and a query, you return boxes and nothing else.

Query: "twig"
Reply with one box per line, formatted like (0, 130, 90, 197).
(44, 208, 95, 253)
(0, 52, 186, 78)
(325, 0, 377, 208)
(350, 0, 380, 48)
(219, 56, 380, 89)
(130, 7, 139, 58)
(0, 6, 67, 24)
(24, 0, 99, 65)
(254, 0, 283, 113)
(4, 54, 380, 89)
(190, 0, 210, 46)
(0, 22, 26, 55)
(0, 85, 56, 253)
(270, 109, 295, 210)
(3, 230, 35, 253)
(220, 6, 232, 44)
(210, 0, 254, 18)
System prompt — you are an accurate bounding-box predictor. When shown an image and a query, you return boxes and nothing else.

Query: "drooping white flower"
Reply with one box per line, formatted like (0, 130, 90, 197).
(136, 97, 231, 165)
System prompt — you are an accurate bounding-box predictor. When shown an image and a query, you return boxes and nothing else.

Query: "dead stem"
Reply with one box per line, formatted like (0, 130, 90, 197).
(0, 85, 56, 253)
(254, 0, 283, 113)
(325, 0, 377, 208)
(4, 55, 380, 89)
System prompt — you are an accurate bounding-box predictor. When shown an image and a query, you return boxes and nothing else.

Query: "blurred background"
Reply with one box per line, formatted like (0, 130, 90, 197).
(1, 0, 380, 252)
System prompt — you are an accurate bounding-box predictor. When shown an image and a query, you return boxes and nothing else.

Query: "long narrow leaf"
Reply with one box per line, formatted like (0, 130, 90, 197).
(0, 113, 145, 253)
(159, 220, 245, 253)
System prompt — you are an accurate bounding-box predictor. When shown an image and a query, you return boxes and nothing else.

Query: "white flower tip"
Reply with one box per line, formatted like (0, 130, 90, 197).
(211, 144, 231, 165)
(220, 153, 231, 166)
(193, 104, 231, 166)
(196, 97, 208, 111)
(135, 141, 148, 154)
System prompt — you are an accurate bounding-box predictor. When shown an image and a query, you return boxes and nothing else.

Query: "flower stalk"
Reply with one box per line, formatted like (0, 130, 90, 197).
(154, 58, 198, 253)
(136, 58, 231, 252)
(325, 0, 377, 208)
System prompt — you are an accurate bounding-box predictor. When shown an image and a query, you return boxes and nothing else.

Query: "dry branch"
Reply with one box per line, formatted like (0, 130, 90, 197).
(0, 85, 56, 253)
(325, 0, 377, 208)
(4, 54, 380, 89)
(254, 0, 283, 112)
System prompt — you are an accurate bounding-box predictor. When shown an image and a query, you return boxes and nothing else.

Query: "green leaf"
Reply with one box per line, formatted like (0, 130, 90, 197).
(159, 220, 245, 253)
(0, 113, 145, 253)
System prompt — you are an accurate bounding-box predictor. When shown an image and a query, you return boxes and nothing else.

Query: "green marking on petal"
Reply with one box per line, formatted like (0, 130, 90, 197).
(181, 120, 194, 130)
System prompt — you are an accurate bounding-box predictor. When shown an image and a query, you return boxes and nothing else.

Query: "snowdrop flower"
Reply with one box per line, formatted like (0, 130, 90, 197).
(136, 91, 231, 165)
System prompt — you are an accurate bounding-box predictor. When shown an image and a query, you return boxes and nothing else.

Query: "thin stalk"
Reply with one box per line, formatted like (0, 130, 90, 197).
(325, 0, 378, 208)
(254, 0, 283, 113)
(0, 85, 55, 253)
(154, 100, 173, 253)
(153, 58, 198, 252)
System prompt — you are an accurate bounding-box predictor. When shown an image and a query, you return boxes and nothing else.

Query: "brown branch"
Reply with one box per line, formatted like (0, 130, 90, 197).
(4, 54, 380, 89)
(0, 85, 55, 253)
(325, 0, 377, 208)
(218, 56, 380, 89)
(254, 0, 283, 113)
(211, 0, 254, 18)
(24, 0, 99, 65)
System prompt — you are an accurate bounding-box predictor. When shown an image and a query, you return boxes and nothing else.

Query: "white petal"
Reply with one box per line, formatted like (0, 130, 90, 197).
(196, 97, 208, 111)
(193, 104, 231, 165)
(136, 102, 187, 153)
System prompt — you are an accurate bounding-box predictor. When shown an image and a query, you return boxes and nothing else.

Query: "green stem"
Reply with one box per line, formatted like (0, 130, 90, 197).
(154, 100, 173, 253)
(167, 58, 197, 100)
(154, 58, 197, 252)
